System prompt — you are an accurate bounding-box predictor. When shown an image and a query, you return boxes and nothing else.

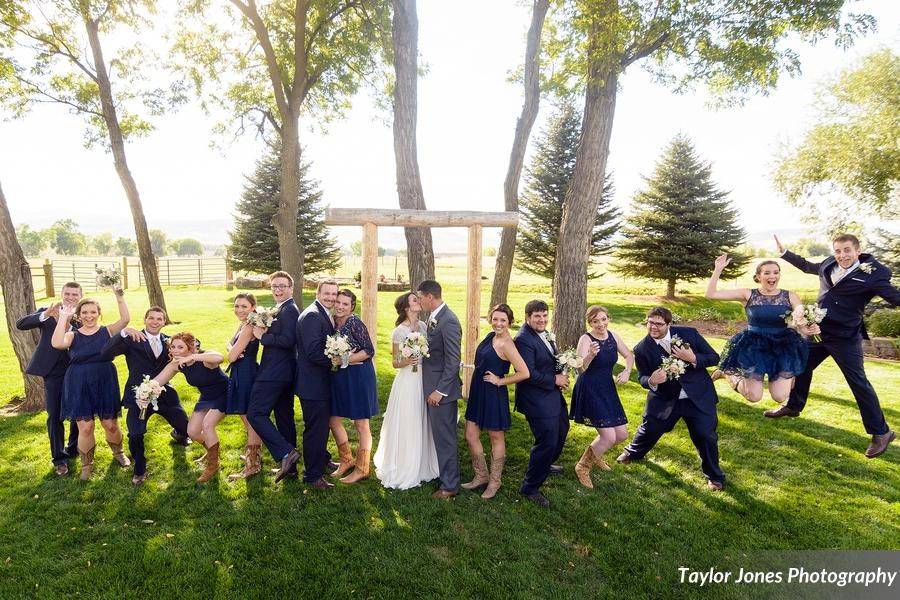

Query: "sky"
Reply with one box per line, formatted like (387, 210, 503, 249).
(1, 0, 897, 253)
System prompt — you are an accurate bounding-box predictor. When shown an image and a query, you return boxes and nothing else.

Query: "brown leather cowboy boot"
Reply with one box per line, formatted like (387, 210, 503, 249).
(340, 448, 370, 484)
(197, 442, 220, 483)
(330, 441, 356, 478)
(481, 455, 505, 499)
(461, 452, 489, 490)
(574, 446, 595, 489)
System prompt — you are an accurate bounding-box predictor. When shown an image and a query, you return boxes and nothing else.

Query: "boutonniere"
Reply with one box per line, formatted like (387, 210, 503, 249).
(427, 319, 436, 333)
(858, 262, 873, 274)
(543, 331, 556, 344)
(671, 334, 690, 350)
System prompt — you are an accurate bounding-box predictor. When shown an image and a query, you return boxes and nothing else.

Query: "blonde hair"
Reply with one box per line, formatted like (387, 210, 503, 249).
(585, 305, 609, 324)
(76, 298, 101, 317)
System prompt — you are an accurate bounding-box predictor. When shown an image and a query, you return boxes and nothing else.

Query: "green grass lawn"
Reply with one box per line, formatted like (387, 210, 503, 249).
(0, 273, 898, 598)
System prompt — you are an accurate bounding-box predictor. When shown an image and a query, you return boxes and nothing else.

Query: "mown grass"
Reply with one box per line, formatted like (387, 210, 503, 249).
(0, 268, 897, 599)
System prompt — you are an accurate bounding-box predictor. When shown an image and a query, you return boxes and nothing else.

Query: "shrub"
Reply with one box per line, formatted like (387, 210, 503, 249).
(866, 309, 900, 338)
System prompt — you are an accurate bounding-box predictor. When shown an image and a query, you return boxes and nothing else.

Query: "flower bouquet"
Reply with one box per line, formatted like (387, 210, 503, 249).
(95, 266, 122, 290)
(246, 306, 278, 328)
(786, 304, 827, 343)
(134, 375, 163, 420)
(325, 333, 352, 372)
(660, 355, 687, 381)
(400, 331, 430, 372)
(556, 348, 584, 375)
(670, 334, 690, 350)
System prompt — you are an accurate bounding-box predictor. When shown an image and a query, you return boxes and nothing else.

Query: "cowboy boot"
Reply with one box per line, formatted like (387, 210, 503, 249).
(79, 446, 95, 481)
(229, 444, 262, 480)
(197, 443, 220, 483)
(461, 452, 489, 490)
(108, 438, 131, 468)
(594, 451, 612, 471)
(330, 442, 356, 478)
(481, 455, 505, 499)
(574, 446, 595, 489)
(340, 448, 370, 484)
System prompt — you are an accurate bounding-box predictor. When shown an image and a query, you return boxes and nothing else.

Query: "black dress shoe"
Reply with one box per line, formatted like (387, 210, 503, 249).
(520, 491, 550, 508)
(548, 464, 563, 476)
(275, 449, 301, 483)
(763, 406, 800, 418)
(327, 460, 340, 471)
(170, 430, 191, 446)
(865, 430, 895, 458)
(707, 480, 724, 491)
(309, 477, 335, 489)
(616, 451, 638, 464)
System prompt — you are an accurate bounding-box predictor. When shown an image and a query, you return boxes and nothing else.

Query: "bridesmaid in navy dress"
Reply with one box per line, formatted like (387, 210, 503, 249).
(51, 290, 132, 480)
(570, 305, 634, 489)
(462, 304, 530, 499)
(328, 290, 379, 484)
(153, 332, 228, 483)
(706, 254, 813, 404)
(225, 293, 262, 479)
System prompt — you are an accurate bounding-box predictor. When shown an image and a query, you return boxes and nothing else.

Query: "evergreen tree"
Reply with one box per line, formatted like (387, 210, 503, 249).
(516, 102, 619, 285)
(230, 145, 341, 276)
(616, 134, 749, 298)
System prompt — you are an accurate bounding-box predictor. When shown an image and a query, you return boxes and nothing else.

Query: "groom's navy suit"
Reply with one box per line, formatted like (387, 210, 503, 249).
(625, 326, 724, 484)
(16, 308, 79, 465)
(782, 251, 900, 434)
(514, 324, 569, 495)
(295, 300, 334, 483)
(248, 299, 300, 462)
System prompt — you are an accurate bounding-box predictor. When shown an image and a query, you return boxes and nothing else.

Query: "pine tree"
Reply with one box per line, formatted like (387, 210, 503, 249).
(516, 102, 619, 285)
(616, 134, 749, 298)
(230, 145, 341, 276)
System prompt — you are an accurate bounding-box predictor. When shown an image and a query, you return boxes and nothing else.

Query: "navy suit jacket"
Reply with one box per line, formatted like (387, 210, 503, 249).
(782, 250, 900, 340)
(101, 330, 178, 408)
(256, 299, 300, 383)
(513, 324, 564, 419)
(15, 309, 72, 378)
(633, 326, 719, 420)
(295, 301, 334, 401)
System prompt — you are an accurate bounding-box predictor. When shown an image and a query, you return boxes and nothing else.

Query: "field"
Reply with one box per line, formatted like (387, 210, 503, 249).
(0, 259, 897, 599)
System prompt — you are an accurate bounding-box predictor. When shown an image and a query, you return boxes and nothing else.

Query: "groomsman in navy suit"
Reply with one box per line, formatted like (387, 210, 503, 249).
(101, 306, 190, 485)
(15, 282, 83, 476)
(618, 307, 725, 491)
(295, 279, 338, 489)
(514, 299, 570, 507)
(769, 234, 900, 458)
(247, 271, 302, 482)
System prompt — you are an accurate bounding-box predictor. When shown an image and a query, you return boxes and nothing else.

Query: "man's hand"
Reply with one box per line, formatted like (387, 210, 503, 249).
(46, 302, 61, 320)
(774, 234, 785, 254)
(123, 327, 147, 342)
(426, 390, 443, 406)
(648, 369, 667, 386)
(252, 326, 266, 340)
(671, 345, 696, 366)
(555, 374, 569, 390)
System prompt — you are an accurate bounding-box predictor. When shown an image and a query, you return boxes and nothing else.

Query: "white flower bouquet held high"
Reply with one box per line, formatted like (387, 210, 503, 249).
(556, 348, 584, 375)
(786, 304, 827, 343)
(660, 355, 687, 381)
(400, 331, 430, 373)
(246, 307, 278, 328)
(95, 266, 122, 290)
(134, 376, 163, 420)
(325, 333, 352, 372)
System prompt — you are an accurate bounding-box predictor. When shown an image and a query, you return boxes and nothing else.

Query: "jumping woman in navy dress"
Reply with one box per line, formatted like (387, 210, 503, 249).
(570, 305, 634, 489)
(51, 289, 132, 480)
(153, 332, 228, 483)
(706, 254, 814, 404)
(462, 304, 529, 499)
(328, 289, 379, 484)
(225, 293, 262, 479)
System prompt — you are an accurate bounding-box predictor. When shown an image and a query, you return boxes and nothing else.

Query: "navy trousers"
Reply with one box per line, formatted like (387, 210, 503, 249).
(45, 375, 78, 465)
(125, 391, 190, 476)
(625, 396, 724, 484)
(520, 404, 570, 495)
(248, 380, 297, 463)
(787, 337, 889, 435)
(299, 398, 331, 483)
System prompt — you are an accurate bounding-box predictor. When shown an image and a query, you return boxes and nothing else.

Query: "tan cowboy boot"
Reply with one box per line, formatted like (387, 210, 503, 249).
(340, 448, 370, 484)
(594, 451, 612, 471)
(574, 446, 595, 489)
(481, 455, 505, 499)
(197, 443, 220, 483)
(330, 442, 356, 478)
(108, 438, 131, 467)
(229, 444, 262, 480)
(461, 452, 489, 490)
(79, 446, 95, 481)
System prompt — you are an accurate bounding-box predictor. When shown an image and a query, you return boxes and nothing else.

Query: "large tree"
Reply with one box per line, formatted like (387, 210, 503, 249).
(176, 0, 389, 304)
(543, 0, 875, 348)
(0, 0, 177, 315)
(516, 101, 617, 288)
(48, 219, 86, 256)
(615, 135, 748, 298)
(230, 145, 341, 275)
(491, 0, 551, 307)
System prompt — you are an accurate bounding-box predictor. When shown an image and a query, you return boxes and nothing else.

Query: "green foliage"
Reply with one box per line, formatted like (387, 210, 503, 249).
(792, 237, 831, 258)
(14, 224, 46, 256)
(866, 309, 900, 338)
(350, 241, 362, 257)
(47, 219, 85, 256)
(149, 229, 167, 256)
(869, 229, 900, 286)
(516, 101, 618, 280)
(229, 145, 341, 276)
(774, 49, 899, 225)
(484, 247, 497, 257)
(170, 238, 204, 257)
(615, 135, 749, 293)
(114, 237, 137, 256)
(90, 232, 114, 255)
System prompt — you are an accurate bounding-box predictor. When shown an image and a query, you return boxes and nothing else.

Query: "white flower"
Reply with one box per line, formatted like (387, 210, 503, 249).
(247, 307, 278, 328)
(660, 356, 687, 380)
(543, 331, 556, 344)
(555, 348, 582, 375)
(859, 262, 873, 274)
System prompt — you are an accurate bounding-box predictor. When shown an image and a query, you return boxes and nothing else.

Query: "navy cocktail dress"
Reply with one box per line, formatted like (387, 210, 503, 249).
(719, 289, 808, 381)
(464, 332, 512, 431)
(226, 334, 259, 415)
(570, 333, 627, 428)
(181, 361, 229, 412)
(62, 326, 121, 421)
(330, 315, 379, 419)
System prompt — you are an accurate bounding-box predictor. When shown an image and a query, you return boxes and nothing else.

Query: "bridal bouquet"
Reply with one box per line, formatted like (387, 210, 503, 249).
(786, 304, 827, 343)
(95, 266, 122, 290)
(670, 334, 690, 350)
(246, 306, 278, 328)
(660, 355, 687, 381)
(134, 376, 163, 420)
(325, 333, 352, 372)
(556, 348, 584, 375)
(400, 331, 430, 373)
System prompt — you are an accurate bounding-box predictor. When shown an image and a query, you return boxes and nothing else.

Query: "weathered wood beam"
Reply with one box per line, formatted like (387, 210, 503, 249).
(325, 208, 518, 228)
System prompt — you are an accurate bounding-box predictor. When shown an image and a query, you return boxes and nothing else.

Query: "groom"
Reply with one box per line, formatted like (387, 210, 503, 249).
(416, 280, 462, 500)
(768, 234, 900, 457)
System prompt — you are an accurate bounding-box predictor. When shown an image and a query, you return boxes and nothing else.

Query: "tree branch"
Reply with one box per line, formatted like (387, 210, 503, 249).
(621, 31, 670, 68)
(13, 73, 103, 117)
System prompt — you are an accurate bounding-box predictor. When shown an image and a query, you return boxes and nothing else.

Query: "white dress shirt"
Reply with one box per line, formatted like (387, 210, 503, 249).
(651, 331, 688, 399)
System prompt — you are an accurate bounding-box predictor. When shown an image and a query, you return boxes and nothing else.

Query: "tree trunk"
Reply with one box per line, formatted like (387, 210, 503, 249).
(0, 181, 44, 412)
(392, 0, 435, 289)
(490, 0, 549, 308)
(277, 118, 306, 306)
(83, 18, 167, 317)
(666, 278, 676, 299)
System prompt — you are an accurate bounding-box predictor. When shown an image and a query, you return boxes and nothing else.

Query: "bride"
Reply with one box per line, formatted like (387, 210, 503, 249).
(373, 292, 439, 489)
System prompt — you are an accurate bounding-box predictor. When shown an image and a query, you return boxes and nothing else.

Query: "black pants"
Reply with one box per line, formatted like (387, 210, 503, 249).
(625, 398, 724, 484)
(45, 375, 78, 465)
(300, 398, 332, 483)
(126, 391, 189, 476)
(787, 337, 889, 435)
(520, 406, 569, 495)
(248, 380, 297, 462)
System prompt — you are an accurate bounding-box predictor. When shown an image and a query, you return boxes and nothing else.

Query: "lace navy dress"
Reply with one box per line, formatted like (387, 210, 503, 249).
(181, 360, 229, 412)
(330, 315, 379, 419)
(570, 333, 627, 427)
(226, 331, 259, 415)
(719, 289, 808, 381)
(62, 326, 121, 421)
(464, 332, 512, 431)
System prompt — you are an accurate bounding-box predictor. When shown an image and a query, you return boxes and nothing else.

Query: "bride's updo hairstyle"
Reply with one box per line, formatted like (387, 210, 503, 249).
(394, 292, 417, 326)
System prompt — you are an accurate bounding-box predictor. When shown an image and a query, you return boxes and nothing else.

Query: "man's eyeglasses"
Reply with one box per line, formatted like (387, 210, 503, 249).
(646, 320, 667, 328)
(271, 284, 290, 290)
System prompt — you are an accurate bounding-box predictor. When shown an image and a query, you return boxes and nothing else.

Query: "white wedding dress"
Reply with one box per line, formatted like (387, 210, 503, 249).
(373, 323, 440, 489)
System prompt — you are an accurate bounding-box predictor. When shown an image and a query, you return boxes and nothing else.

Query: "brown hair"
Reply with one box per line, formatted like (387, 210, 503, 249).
(234, 292, 257, 307)
(753, 260, 780, 284)
(317, 278, 339, 293)
(489, 303, 514, 323)
(832, 234, 861, 249)
(168, 332, 198, 357)
(337, 289, 357, 310)
(75, 298, 101, 317)
(144, 306, 168, 320)
(62, 281, 82, 291)
(524, 299, 549, 316)
(268, 271, 294, 287)
(647, 306, 672, 324)
(394, 292, 416, 326)
(585, 305, 609, 324)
